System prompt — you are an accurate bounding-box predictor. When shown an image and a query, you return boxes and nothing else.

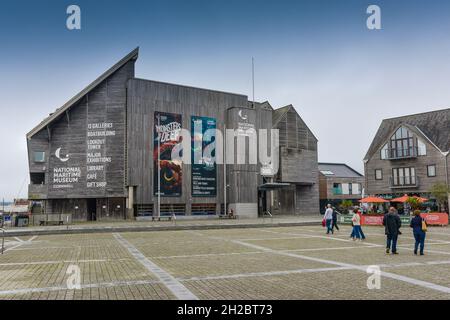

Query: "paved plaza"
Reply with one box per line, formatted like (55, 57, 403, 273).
(1, 224, 450, 299)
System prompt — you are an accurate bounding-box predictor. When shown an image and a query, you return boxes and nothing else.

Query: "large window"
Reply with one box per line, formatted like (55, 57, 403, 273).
(389, 127, 415, 158)
(380, 126, 426, 159)
(392, 167, 416, 186)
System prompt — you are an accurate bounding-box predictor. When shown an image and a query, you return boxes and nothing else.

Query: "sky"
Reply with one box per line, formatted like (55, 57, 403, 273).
(1, 0, 450, 201)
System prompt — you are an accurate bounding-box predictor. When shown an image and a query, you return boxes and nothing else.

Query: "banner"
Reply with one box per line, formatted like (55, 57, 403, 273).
(191, 116, 217, 197)
(420, 213, 449, 225)
(154, 112, 182, 196)
(341, 214, 448, 226)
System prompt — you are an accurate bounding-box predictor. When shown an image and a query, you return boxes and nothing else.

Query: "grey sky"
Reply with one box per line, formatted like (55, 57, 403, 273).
(1, 0, 450, 201)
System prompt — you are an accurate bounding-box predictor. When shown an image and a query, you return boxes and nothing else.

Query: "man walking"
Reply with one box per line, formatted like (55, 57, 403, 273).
(324, 204, 334, 235)
(383, 207, 402, 254)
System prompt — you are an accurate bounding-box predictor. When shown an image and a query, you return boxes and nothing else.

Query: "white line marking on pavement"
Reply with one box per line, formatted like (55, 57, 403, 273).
(229, 238, 450, 294)
(113, 233, 198, 300)
(179, 259, 450, 282)
(0, 279, 162, 296)
(0, 258, 131, 267)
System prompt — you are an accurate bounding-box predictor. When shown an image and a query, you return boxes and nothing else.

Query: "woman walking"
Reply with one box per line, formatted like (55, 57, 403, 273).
(410, 210, 427, 255)
(350, 209, 366, 240)
(351, 209, 362, 240)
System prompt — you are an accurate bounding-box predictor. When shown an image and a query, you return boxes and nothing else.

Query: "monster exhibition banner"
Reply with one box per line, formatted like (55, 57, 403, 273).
(191, 116, 217, 197)
(154, 112, 182, 196)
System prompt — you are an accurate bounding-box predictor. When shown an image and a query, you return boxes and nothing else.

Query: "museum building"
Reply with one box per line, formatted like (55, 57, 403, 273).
(27, 48, 319, 221)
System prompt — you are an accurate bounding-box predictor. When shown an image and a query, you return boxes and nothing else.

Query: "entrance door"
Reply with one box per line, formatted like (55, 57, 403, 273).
(258, 190, 267, 216)
(87, 198, 97, 221)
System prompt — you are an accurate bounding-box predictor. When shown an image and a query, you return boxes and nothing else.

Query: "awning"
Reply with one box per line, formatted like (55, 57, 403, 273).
(258, 182, 291, 190)
(359, 196, 389, 203)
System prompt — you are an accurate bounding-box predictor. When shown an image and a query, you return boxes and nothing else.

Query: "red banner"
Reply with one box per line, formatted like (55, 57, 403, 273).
(420, 213, 449, 225)
(361, 215, 384, 226)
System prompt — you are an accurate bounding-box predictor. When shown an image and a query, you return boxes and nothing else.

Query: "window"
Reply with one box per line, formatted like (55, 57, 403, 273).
(342, 183, 350, 195)
(320, 170, 334, 176)
(34, 151, 45, 163)
(418, 139, 427, 156)
(380, 143, 388, 160)
(392, 167, 416, 186)
(427, 165, 436, 177)
(332, 183, 342, 195)
(375, 169, 383, 180)
(30, 172, 45, 184)
(385, 126, 417, 159)
(352, 183, 361, 195)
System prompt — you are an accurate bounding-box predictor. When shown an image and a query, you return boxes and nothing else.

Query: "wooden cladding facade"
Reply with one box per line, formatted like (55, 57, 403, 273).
(27, 49, 320, 220)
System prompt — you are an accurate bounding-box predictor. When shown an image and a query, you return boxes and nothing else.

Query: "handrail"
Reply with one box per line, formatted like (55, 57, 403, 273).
(262, 210, 273, 223)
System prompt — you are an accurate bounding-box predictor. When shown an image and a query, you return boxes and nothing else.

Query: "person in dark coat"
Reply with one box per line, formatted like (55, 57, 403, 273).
(332, 207, 340, 231)
(410, 210, 427, 255)
(383, 207, 402, 254)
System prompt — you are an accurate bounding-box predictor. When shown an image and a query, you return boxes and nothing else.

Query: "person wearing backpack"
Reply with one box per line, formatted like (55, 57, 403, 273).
(410, 210, 427, 255)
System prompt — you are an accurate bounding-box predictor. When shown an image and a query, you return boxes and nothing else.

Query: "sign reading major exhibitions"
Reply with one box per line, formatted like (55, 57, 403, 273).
(191, 116, 217, 197)
(154, 112, 182, 196)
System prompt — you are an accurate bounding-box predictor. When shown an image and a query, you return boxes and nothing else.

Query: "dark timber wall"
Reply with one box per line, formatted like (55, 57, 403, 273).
(126, 79, 254, 216)
(27, 60, 135, 220)
(273, 106, 319, 215)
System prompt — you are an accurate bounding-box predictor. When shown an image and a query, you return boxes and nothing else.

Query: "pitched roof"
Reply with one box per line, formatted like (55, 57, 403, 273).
(26, 47, 139, 139)
(364, 108, 450, 160)
(272, 104, 319, 142)
(318, 163, 363, 178)
(272, 105, 291, 126)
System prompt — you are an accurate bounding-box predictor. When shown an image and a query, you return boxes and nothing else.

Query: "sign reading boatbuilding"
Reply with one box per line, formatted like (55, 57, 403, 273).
(27, 48, 319, 221)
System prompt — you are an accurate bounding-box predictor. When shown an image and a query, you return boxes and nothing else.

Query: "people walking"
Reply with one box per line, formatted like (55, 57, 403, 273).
(324, 204, 334, 235)
(383, 207, 402, 254)
(410, 210, 427, 255)
(350, 209, 366, 240)
(350, 209, 363, 241)
(332, 207, 340, 231)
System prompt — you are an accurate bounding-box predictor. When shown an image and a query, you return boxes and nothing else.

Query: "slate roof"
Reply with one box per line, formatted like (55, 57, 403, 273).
(318, 163, 363, 178)
(364, 108, 450, 160)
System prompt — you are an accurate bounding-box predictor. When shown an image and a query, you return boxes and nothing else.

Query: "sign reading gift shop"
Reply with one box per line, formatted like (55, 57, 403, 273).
(191, 116, 217, 197)
(154, 112, 182, 196)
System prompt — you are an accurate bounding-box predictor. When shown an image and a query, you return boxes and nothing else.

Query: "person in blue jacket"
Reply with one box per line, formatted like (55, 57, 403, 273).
(410, 210, 427, 255)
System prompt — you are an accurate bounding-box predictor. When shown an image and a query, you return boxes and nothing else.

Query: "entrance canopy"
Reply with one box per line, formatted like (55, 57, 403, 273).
(258, 182, 291, 191)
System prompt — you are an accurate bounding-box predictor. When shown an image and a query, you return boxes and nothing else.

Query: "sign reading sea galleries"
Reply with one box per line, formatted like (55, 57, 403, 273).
(191, 116, 217, 197)
(154, 112, 182, 196)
